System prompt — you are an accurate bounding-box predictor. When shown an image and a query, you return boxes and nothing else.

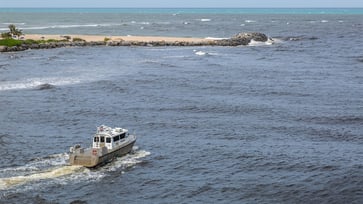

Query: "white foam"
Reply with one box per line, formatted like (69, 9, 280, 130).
(200, 19, 211, 22)
(205, 37, 228, 40)
(0, 165, 84, 190)
(2, 22, 26, 25)
(248, 38, 276, 46)
(0, 77, 81, 91)
(0, 149, 150, 191)
(194, 50, 207, 56)
(102, 149, 151, 172)
(321, 20, 329, 23)
(245, 20, 256, 23)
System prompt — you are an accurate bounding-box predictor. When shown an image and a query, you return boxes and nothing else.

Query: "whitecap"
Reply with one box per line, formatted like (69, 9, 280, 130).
(194, 50, 207, 56)
(245, 20, 256, 23)
(201, 18, 211, 22)
(248, 38, 275, 46)
(321, 20, 328, 23)
(2, 22, 25, 25)
(0, 77, 82, 91)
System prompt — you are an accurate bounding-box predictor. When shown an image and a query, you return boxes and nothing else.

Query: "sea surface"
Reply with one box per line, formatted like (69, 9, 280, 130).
(0, 8, 363, 204)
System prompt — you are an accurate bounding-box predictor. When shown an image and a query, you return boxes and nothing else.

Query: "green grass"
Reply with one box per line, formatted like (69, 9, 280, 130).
(0, 38, 72, 47)
(0, 38, 23, 47)
(72, 37, 85, 42)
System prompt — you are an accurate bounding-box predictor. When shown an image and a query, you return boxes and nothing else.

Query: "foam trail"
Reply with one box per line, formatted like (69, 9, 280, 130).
(0, 165, 83, 190)
(0, 149, 150, 191)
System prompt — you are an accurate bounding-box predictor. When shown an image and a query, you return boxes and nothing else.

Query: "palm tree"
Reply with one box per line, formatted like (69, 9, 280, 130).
(8, 24, 23, 38)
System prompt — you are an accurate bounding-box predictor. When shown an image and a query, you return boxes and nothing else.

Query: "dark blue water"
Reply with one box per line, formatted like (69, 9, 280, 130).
(0, 9, 363, 204)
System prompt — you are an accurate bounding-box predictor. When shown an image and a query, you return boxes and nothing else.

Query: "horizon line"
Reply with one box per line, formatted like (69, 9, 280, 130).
(1, 7, 363, 9)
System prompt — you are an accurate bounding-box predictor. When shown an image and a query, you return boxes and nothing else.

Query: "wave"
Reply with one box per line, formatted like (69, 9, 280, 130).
(2, 23, 122, 31)
(248, 38, 276, 46)
(200, 19, 211, 22)
(193, 50, 219, 56)
(276, 36, 319, 42)
(0, 77, 81, 91)
(245, 20, 256, 23)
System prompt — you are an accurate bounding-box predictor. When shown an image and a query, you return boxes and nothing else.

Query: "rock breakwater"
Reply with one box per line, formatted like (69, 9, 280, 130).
(0, 32, 270, 52)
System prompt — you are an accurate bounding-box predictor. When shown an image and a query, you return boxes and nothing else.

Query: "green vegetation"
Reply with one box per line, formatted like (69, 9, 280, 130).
(62, 35, 71, 41)
(104, 37, 111, 42)
(0, 38, 23, 46)
(1, 24, 23, 39)
(0, 38, 71, 47)
(1, 32, 12, 39)
(72, 37, 85, 42)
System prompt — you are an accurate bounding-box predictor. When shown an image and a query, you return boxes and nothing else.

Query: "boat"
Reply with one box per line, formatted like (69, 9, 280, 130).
(69, 125, 136, 168)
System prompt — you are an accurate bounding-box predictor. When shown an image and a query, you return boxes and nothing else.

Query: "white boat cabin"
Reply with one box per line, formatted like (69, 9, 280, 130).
(92, 125, 128, 150)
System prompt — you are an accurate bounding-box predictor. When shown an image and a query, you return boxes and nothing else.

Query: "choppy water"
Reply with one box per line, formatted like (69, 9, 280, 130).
(0, 9, 363, 204)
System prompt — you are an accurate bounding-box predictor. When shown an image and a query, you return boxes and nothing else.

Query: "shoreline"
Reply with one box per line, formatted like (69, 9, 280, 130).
(0, 32, 269, 52)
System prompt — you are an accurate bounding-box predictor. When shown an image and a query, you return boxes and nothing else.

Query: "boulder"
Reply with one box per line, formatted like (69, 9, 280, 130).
(214, 32, 269, 46)
(232, 32, 268, 42)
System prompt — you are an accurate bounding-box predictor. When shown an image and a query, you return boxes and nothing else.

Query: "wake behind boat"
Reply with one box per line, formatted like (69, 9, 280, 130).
(69, 125, 136, 168)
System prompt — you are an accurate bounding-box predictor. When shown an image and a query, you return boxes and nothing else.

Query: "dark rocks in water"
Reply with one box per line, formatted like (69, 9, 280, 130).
(36, 83, 55, 90)
(232, 32, 268, 42)
(215, 32, 269, 46)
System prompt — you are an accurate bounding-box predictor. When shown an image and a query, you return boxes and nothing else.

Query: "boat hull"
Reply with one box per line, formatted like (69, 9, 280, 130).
(69, 135, 136, 168)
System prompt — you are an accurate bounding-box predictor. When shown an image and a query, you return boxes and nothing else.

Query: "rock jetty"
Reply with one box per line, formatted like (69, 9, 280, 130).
(0, 32, 270, 52)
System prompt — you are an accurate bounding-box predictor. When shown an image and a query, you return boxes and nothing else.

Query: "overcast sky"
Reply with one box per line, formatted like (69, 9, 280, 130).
(1, 0, 363, 8)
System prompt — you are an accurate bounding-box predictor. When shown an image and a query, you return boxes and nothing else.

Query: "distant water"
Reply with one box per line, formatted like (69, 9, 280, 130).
(0, 8, 363, 204)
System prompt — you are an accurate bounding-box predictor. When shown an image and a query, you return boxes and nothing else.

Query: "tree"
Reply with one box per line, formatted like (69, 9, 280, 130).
(1, 24, 23, 39)
(8, 24, 23, 37)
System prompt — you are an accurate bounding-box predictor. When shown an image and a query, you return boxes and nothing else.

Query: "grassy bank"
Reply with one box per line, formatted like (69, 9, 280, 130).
(0, 38, 82, 47)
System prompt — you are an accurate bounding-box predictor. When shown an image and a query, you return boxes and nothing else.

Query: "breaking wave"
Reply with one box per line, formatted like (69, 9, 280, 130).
(0, 77, 81, 91)
(0, 23, 121, 31)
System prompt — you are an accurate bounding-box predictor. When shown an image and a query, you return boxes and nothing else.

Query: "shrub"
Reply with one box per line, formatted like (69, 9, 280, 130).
(23, 39, 39, 45)
(0, 38, 23, 46)
(72, 37, 85, 42)
(1, 32, 12, 39)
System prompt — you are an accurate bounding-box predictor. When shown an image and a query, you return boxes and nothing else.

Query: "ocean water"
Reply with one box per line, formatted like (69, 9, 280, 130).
(0, 8, 363, 204)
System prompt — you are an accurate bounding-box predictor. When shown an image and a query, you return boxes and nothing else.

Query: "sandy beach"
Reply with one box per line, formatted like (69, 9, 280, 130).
(23, 34, 215, 43)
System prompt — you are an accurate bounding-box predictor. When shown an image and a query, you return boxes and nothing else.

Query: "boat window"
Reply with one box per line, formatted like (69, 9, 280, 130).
(113, 135, 120, 142)
(94, 137, 99, 142)
(100, 136, 105, 143)
(120, 133, 126, 139)
(106, 137, 111, 143)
